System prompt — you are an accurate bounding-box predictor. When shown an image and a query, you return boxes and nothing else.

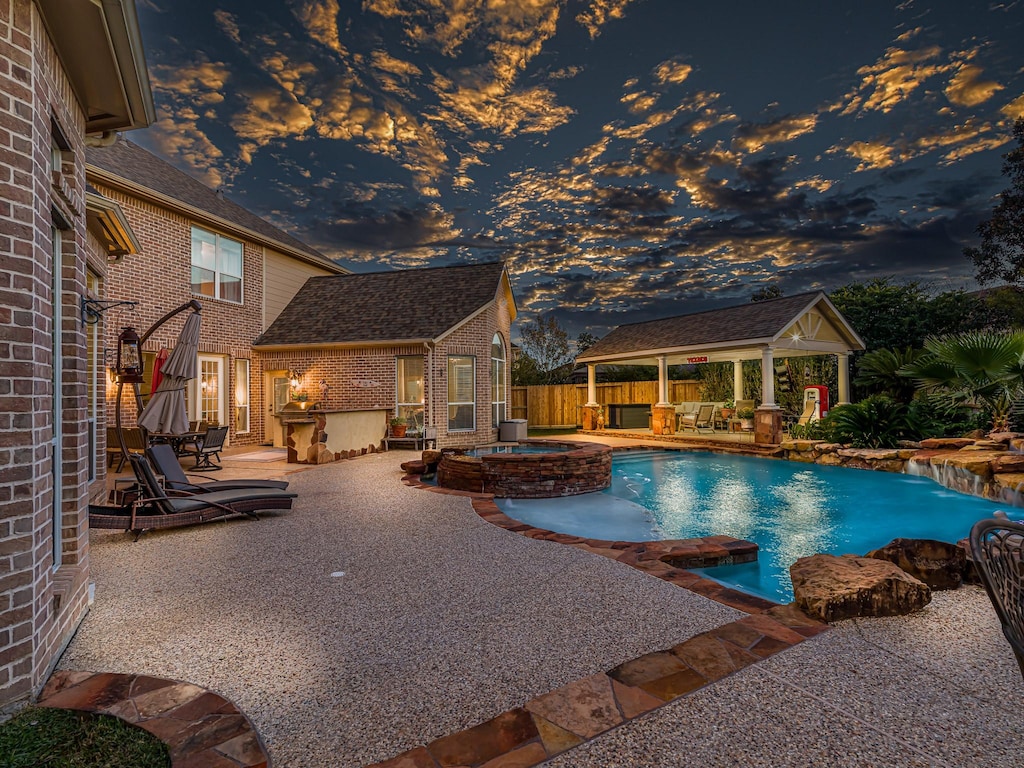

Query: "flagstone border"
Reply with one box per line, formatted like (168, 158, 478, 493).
(39, 671, 269, 768)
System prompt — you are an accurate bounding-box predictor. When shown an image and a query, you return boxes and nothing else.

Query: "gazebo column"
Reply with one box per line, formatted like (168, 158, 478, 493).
(651, 355, 675, 435)
(756, 347, 783, 444)
(836, 352, 851, 405)
(733, 358, 744, 402)
(582, 363, 601, 430)
(760, 347, 777, 408)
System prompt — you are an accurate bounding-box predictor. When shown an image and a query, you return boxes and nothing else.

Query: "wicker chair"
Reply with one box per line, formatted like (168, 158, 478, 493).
(106, 426, 147, 472)
(969, 517, 1024, 681)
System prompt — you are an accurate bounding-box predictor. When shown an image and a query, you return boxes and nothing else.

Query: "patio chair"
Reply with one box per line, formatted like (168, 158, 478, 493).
(106, 426, 147, 472)
(969, 517, 1024, 681)
(147, 443, 289, 493)
(680, 403, 715, 433)
(93, 453, 295, 536)
(181, 425, 228, 471)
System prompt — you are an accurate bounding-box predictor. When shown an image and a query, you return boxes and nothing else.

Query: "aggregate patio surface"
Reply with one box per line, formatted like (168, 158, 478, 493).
(52, 441, 1024, 767)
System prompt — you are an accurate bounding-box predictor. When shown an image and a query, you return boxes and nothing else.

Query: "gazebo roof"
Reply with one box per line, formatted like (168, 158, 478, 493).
(577, 292, 865, 366)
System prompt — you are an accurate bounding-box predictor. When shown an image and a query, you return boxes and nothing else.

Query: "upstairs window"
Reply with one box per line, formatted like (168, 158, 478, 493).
(191, 226, 242, 303)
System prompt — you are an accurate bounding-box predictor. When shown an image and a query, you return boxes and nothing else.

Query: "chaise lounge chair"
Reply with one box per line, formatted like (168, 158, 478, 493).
(969, 517, 1024, 681)
(88, 454, 295, 537)
(147, 443, 289, 493)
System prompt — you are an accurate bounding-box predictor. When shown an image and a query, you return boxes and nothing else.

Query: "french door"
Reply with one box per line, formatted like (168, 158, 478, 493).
(190, 354, 226, 433)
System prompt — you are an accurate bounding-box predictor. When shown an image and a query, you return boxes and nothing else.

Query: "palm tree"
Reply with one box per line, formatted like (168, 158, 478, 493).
(899, 330, 1024, 431)
(854, 347, 924, 402)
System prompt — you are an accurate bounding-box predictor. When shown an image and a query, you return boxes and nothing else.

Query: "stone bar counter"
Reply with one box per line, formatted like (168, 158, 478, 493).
(287, 408, 390, 464)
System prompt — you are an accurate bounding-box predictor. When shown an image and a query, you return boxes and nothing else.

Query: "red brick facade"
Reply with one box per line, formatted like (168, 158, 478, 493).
(1, 0, 98, 710)
(256, 279, 514, 449)
(94, 181, 268, 447)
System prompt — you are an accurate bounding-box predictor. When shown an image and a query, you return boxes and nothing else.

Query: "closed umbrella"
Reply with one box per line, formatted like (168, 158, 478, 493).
(139, 311, 202, 435)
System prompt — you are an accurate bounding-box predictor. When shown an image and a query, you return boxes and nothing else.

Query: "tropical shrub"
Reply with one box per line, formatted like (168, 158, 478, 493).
(853, 347, 924, 402)
(826, 395, 919, 448)
(899, 330, 1024, 431)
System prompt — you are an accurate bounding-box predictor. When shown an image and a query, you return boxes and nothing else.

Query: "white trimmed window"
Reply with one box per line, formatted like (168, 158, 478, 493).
(235, 358, 250, 434)
(191, 226, 243, 303)
(396, 356, 425, 427)
(491, 333, 506, 427)
(448, 355, 475, 432)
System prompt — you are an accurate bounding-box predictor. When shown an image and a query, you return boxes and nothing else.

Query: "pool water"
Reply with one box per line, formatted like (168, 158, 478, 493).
(496, 450, 1005, 603)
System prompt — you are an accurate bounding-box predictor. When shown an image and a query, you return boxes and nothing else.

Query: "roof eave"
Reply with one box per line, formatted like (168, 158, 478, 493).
(253, 338, 432, 351)
(578, 336, 778, 364)
(85, 190, 141, 257)
(38, 0, 155, 134)
(768, 292, 867, 351)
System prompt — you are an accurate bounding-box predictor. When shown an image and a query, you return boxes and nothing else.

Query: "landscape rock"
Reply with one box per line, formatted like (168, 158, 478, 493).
(865, 538, 966, 590)
(400, 460, 426, 474)
(960, 440, 1007, 452)
(790, 554, 931, 622)
(986, 431, 1020, 444)
(920, 437, 975, 450)
(991, 454, 1024, 474)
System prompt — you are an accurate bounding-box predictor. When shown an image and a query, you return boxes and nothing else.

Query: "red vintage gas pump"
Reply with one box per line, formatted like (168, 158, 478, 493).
(803, 385, 829, 419)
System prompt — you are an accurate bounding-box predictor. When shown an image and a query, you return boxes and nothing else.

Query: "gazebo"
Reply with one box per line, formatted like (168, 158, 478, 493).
(576, 292, 865, 441)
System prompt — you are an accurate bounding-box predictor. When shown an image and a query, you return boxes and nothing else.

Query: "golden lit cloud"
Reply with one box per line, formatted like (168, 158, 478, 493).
(231, 89, 315, 146)
(576, 0, 638, 39)
(145, 109, 225, 188)
(945, 63, 1004, 106)
(652, 58, 692, 86)
(294, 0, 347, 56)
(733, 114, 818, 154)
(1001, 93, 1024, 120)
(838, 45, 950, 114)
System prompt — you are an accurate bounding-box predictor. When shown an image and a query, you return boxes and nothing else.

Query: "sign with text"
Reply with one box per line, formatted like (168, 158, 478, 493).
(686, 356, 709, 364)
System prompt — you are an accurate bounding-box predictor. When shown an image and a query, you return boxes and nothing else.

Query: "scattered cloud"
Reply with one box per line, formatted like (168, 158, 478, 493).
(576, 0, 638, 39)
(945, 62, 1004, 106)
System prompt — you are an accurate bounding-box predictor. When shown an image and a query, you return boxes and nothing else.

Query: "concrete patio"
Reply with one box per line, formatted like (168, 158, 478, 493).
(59, 444, 1024, 767)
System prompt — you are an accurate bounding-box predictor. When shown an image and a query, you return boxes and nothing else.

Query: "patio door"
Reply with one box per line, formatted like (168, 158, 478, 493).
(191, 355, 227, 437)
(265, 370, 291, 447)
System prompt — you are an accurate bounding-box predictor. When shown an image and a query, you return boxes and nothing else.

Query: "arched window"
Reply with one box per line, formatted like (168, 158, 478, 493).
(491, 333, 506, 427)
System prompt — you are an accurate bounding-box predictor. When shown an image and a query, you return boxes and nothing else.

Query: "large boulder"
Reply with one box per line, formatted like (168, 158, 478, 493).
(865, 538, 966, 590)
(790, 554, 931, 622)
(920, 437, 976, 450)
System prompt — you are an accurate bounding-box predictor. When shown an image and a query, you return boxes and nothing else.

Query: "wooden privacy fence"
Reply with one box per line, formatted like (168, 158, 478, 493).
(510, 380, 701, 428)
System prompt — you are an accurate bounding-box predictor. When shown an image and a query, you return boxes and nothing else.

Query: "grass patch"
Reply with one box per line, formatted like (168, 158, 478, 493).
(0, 706, 170, 768)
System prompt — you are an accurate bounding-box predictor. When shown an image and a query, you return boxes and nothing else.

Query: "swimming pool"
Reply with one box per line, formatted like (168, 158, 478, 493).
(495, 450, 1003, 603)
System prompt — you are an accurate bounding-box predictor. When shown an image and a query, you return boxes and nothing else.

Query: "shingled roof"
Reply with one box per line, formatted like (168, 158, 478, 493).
(579, 292, 863, 362)
(86, 138, 341, 271)
(254, 261, 513, 347)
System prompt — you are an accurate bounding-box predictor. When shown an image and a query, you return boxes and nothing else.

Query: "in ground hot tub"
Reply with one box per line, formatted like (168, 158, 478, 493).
(436, 439, 612, 497)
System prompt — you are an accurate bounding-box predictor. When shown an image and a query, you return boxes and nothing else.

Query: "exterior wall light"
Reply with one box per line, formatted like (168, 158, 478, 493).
(116, 326, 144, 383)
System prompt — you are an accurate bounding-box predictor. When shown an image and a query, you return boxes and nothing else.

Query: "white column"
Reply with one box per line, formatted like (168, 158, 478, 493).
(656, 355, 670, 407)
(586, 364, 598, 407)
(836, 352, 850, 405)
(761, 347, 777, 408)
(733, 359, 744, 402)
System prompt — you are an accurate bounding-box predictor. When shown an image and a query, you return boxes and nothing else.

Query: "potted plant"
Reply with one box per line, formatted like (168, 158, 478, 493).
(389, 417, 407, 438)
(736, 407, 755, 431)
(720, 399, 736, 420)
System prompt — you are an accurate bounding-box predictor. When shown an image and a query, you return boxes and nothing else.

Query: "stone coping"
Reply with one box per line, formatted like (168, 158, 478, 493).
(39, 671, 269, 768)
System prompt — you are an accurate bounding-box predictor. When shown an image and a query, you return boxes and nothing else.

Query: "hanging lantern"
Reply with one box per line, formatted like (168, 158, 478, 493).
(116, 326, 144, 383)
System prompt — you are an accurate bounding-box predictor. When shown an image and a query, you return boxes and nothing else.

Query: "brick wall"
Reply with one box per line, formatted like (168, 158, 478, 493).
(255, 280, 514, 449)
(95, 180, 266, 447)
(0, 0, 93, 710)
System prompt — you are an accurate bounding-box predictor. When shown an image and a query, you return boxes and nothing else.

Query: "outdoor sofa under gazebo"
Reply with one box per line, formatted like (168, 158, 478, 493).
(575, 292, 865, 442)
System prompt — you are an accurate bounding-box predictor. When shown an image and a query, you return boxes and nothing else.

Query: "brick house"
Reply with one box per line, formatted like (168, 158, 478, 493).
(86, 137, 348, 448)
(253, 262, 517, 450)
(0, 0, 153, 710)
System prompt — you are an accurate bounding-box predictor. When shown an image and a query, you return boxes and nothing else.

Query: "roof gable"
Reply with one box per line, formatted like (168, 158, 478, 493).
(579, 292, 864, 362)
(85, 138, 342, 271)
(254, 261, 511, 347)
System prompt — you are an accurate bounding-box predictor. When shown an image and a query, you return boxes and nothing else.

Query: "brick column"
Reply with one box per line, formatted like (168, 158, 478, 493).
(582, 404, 600, 431)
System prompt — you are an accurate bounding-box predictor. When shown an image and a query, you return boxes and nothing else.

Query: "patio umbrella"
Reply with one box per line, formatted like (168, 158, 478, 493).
(151, 347, 169, 392)
(138, 311, 201, 435)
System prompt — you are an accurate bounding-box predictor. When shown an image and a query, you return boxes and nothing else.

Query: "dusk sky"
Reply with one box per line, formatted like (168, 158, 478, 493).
(131, 0, 1024, 336)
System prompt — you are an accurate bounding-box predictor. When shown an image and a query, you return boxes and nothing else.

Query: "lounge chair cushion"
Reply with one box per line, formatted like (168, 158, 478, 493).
(164, 488, 296, 514)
